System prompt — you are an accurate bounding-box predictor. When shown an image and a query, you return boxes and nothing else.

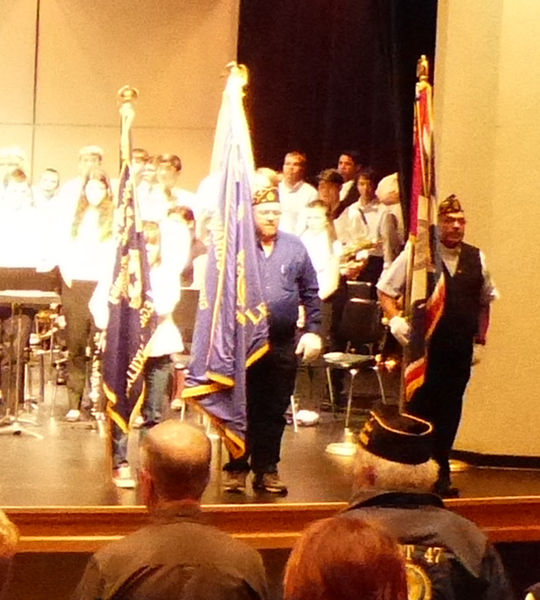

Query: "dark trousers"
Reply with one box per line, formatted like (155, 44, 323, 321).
(61, 280, 97, 410)
(225, 340, 297, 474)
(0, 306, 35, 409)
(407, 329, 473, 480)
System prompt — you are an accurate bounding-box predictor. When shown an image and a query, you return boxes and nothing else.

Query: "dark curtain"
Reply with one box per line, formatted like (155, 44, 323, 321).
(237, 0, 437, 227)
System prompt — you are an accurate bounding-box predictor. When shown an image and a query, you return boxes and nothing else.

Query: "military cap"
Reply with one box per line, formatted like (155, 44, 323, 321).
(438, 194, 463, 216)
(358, 406, 433, 465)
(252, 186, 279, 206)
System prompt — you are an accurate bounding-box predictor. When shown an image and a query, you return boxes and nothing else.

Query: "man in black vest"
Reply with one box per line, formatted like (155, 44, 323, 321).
(377, 195, 497, 497)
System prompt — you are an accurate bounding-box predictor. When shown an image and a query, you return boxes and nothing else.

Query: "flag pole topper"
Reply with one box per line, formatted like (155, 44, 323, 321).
(117, 85, 139, 162)
(416, 55, 429, 83)
(224, 61, 249, 87)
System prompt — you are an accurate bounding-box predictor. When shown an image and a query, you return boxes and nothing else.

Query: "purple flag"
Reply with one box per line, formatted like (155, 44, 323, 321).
(183, 65, 269, 457)
(102, 161, 157, 434)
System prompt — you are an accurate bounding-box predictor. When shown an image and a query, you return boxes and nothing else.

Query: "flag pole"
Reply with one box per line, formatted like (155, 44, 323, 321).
(117, 85, 141, 230)
(399, 54, 430, 413)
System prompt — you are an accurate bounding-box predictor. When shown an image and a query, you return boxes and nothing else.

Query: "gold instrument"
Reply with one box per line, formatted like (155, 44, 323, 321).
(339, 239, 377, 264)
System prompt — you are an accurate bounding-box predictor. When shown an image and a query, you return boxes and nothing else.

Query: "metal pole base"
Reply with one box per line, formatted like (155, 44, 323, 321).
(325, 428, 357, 456)
(0, 418, 44, 439)
(450, 458, 471, 473)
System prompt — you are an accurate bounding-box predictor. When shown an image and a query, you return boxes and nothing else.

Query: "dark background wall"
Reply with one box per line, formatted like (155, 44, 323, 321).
(238, 0, 437, 213)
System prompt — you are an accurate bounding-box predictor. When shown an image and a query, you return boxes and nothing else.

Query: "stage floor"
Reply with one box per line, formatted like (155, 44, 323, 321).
(2, 383, 540, 508)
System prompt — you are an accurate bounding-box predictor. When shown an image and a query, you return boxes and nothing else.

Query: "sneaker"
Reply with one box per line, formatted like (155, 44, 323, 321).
(65, 409, 80, 422)
(223, 471, 247, 493)
(253, 471, 288, 495)
(132, 415, 145, 429)
(113, 465, 136, 489)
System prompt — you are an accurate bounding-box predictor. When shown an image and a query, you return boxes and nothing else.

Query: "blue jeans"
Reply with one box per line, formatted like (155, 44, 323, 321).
(111, 355, 172, 468)
(142, 355, 173, 428)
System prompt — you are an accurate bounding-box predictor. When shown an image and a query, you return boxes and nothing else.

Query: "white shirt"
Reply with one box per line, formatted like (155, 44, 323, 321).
(278, 180, 318, 235)
(377, 242, 498, 305)
(334, 198, 385, 257)
(300, 229, 341, 300)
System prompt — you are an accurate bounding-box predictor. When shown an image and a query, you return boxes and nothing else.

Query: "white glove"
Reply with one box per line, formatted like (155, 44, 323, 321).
(472, 343, 484, 365)
(389, 315, 410, 346)
(295, 332, 322, 362)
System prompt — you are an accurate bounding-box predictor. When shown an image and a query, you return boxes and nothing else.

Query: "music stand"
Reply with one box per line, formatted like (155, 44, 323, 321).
(0, 268, 61, 439)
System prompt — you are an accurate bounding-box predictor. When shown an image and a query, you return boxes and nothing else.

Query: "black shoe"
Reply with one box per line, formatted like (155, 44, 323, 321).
(434, 479, 460, 498)
(223, 471, 247, 493)
(253, 471, 288, 495)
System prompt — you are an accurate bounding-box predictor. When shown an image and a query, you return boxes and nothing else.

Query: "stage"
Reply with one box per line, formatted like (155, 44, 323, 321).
(2, 382, 540, 553)
(2, 382, 540, 599)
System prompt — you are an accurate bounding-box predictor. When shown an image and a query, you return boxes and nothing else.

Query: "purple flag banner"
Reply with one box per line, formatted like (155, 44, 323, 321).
(102, 161, 157, 433)
(183, 65, 269, 457)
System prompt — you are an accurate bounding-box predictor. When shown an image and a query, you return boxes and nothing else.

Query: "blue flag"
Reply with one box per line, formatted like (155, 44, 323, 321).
(183, 65, 269, 457)
(102, 161, 157, 434)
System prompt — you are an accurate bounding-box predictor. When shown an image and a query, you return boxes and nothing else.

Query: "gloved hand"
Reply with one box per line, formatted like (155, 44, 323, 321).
(295, 332, 322, 362)
(389, 315, 410, 346)
(472, 343, 484, 365)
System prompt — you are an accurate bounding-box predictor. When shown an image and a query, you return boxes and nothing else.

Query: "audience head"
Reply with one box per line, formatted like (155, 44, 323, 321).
(156, 153, 182, 188)
(254, 167, 280, 190)
(78, 145, 103, 177)
(0, 147, 26, 185)
(438, 194, 466, 248)
(305, 199, 332, 234)
(72, 168, 113, 240)
(356, 167, 377, 203)
(0, 510, 19, 600)
(140, 155, 159, 185)
(354, 407, 438, 493)
(337, 150, 362, 182)
(139, 420, 212, 509)
(4, 168, 32, 204)
(83, 168, 112, 208)
(168, 205, 195, 231)
(317, 168, 343, 213)
(252, 186, 281, 243)
(282, 151, 307, 187)
(131, 148, 149, 174)
(283, 515, 407, 600)
(38, 168, 60, 197)
(376, 172, 400, 206)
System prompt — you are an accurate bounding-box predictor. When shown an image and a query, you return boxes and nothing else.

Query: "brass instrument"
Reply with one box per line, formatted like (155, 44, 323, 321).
(88, 330, 106, 436)
(339, 239, 377, 264)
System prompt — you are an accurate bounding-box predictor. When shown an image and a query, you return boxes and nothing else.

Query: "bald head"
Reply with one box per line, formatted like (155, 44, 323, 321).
(140, 420, 212, 503)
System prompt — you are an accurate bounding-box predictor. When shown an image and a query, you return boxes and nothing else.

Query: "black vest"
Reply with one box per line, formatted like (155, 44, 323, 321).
(436, 242, 482, 343)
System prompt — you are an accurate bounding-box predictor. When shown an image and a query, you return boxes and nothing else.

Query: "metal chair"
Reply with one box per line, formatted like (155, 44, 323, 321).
(324, 298, 386, 455)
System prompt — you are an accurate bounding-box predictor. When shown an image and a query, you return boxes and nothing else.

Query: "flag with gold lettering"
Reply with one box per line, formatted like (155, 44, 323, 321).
(183, 65, 269, 457)
(403, 58, 445, 402)
(102, 161, 157, 434)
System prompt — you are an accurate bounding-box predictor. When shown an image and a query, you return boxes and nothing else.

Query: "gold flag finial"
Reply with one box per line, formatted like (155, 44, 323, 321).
(117, 85, 139, 106)
(417, 55, 429, 82)
(225, 61, 249, 88)
(117, 86, 139, 163)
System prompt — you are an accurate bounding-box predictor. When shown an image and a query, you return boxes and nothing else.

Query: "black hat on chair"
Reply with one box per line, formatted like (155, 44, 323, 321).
(358, 406, 433, 465)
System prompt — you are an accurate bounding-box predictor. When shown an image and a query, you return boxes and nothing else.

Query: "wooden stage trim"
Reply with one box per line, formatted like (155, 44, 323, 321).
(5, 496, 540, 553)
